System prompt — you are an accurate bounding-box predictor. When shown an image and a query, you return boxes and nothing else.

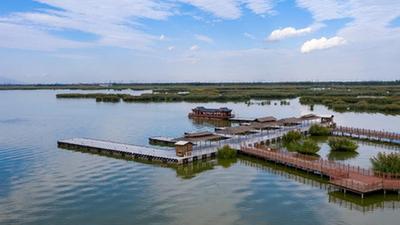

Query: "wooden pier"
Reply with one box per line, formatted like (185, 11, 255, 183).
(240, 146, 400, 196)
(333, 126, 400, 144)
(58, 138, 218, 164)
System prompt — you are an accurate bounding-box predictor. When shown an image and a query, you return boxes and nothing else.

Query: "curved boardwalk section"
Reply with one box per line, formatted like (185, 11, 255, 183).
(333, 126, 400, 144)
(240, 146, 400, 197)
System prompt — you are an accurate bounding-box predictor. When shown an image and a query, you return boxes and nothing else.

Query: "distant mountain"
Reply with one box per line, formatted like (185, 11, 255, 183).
(0, 76, 23, 84)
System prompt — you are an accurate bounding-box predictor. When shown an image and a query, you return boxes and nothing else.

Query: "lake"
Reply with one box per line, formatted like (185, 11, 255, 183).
(1, 90, 400, 225)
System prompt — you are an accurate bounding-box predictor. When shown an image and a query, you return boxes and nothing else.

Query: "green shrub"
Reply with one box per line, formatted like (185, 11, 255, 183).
(309, 124, 331, 136)
(328, 137, 358, 152)
(300, 138, 320, 154)
(287, 138, 320, 155)
(217, 145, 237, 159)
(282, 131, 303, 144)
(370, 152, 400, 173)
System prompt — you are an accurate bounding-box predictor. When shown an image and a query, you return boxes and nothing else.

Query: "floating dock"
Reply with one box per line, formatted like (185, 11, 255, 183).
(58, 138, 218, 164)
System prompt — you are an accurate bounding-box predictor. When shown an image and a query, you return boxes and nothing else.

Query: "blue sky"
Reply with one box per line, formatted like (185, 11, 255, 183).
(0, 0, 399, 83)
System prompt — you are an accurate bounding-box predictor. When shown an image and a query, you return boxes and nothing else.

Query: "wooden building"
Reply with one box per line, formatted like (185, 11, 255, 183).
(175, 141, 193, 157)
(189, 106, 233, 119)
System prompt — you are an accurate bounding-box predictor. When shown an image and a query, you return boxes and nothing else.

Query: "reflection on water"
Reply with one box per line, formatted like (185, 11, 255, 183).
(1, 90, 400, 225)
(217, 158, 238, 168)
(175, 161, 215, 179)
(328, 151, 359, 161)
(329, 191, 400, 212)
(316, 138, 400, 168)
(239, 156, 400, 212)
(190, 117, 232, 128)
(58, 89, 153, 95)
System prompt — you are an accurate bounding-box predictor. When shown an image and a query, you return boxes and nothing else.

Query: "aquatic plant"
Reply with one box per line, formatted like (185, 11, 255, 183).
(309, 124, 332, 136)
(370, 152, 400, 173)
(328, 137, 358, 152)
(328, 151, 359, 161)
(217, 145, 237, 159)
(286, 138, 320, 155)
(282, 131, 303, 144)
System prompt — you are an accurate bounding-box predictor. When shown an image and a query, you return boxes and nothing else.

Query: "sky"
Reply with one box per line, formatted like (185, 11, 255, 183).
(0, 0, 399, 83)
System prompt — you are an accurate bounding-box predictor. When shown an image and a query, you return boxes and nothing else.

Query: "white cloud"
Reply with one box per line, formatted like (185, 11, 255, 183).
(190, 45, 199, 51)
(159, 34, 165, 40)
(180, 0, 276, 19)
(0, 0, 280, 52)
(194, 34, 214, 43)
(301, 36, 346, 53)
(180, 0, 242, 19)
(0, 0, 174, 50)
(296, 0, 400, 43)
(268, 26, 312, 41)
(167, 46, 175, 51)
(244, 32, 256, 39)
(0, 22, 87, 51)
(296, 0, 351, 21)
(245, 0, 275, 15)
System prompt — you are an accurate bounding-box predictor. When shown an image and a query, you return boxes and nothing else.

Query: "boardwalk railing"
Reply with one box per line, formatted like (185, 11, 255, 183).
(330, 178, 383, 193)
(240, 146, 400, 193)
(333, 126, 400, 143)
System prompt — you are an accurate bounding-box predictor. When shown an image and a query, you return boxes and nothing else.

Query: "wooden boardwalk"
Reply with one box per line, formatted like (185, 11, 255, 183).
(58, 138, 218, 164)
(240, 146, 400, 196)
(333, 126, 400, 144)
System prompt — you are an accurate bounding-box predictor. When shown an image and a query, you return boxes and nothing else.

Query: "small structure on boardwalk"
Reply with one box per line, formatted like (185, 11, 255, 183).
(255, 116, 277, 123)
(277, 117, 302, 126)
(300, 114, 321, 124)
(175, 141, 193, 157)
(189, 106, 233, 119)
(321, 115, 335, 126)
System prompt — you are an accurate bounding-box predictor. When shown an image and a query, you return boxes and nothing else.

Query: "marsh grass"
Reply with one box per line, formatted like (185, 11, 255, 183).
(370, 152, 400, 173)
(328, 137, 359, 152)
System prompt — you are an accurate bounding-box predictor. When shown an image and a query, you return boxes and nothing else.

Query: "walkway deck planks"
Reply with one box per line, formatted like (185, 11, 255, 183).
(240, 146, 400, 196)
(333, 126, 400, 144)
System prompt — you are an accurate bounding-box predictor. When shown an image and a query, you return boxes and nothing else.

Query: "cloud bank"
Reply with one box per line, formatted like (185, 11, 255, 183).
(301, 36, 347, 53)
(268, 26, 312, 41)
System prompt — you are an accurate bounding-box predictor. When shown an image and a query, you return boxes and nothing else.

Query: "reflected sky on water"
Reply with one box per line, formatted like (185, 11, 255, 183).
(0, 90, 399, 225)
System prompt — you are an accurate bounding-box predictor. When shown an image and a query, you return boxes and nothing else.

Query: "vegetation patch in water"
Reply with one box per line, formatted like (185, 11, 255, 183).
(282, 131, 303, 144)
(286, 138, 320, 155)
(328, 137, 358, 152)
(309, 124, 332, 136)
(217, 145, 237, 159)
(283, 131, 320, 155)
(370, 152, 400, 173)
(51, 82, 400, 114)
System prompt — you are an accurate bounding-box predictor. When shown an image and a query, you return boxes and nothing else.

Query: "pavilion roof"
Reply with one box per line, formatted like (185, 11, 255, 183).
(300, 114, 320, 120)
(255, 116, 277, 123)
(216, 125, 256, 135)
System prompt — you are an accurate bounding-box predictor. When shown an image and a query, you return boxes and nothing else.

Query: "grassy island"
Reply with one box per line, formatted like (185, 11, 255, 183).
(309, 124, 332, 136)
(283, 131, 320, 155)
(328, 137, 359, 152)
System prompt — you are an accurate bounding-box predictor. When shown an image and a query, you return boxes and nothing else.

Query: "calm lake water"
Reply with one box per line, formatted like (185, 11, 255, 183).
(1, 90, 400, 225)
